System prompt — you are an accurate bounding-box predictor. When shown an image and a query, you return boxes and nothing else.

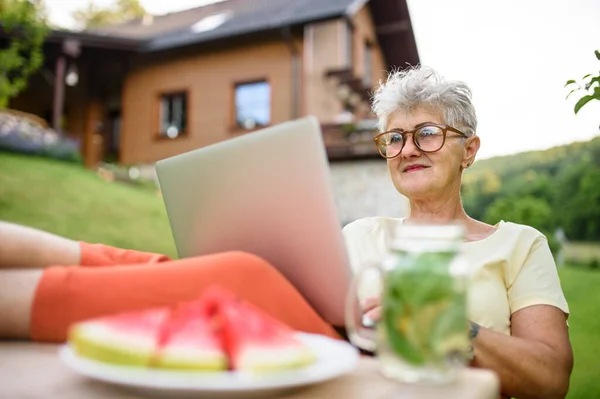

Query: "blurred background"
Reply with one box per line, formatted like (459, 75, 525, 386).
(0, 0, 599, 397)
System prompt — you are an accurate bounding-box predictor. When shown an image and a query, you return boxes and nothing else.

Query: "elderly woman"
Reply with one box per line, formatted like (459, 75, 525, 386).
(1, 66, 571, 399)
(343, 65, 573, 399)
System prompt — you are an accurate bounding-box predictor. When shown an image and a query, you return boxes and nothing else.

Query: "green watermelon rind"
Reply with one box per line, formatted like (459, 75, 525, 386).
(70, 325, 154, 367)
(236, 346, 317, 373)
(157, 351, 228, 371)
(70, 324, 227, 371)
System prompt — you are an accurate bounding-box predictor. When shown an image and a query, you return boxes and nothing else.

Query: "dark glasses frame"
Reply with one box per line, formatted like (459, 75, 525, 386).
(373, 123, 469, 159)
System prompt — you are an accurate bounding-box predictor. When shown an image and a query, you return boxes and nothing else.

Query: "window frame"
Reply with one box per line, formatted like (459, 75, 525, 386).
(156, 90, 189, 140)
(231, 79, 272, 132)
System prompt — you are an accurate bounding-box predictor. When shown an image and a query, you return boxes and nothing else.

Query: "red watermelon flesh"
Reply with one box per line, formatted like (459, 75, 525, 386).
(151, 300, 227, 370)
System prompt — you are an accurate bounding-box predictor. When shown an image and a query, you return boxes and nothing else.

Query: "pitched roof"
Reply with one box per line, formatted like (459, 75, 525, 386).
(89, 0, 362, 52)
(46, 0, 418, 69)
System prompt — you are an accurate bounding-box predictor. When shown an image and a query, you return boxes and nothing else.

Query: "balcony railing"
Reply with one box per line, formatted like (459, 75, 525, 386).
(321, 121, 381, 161)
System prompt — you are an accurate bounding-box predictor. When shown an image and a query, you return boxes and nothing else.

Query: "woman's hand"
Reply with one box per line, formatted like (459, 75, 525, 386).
(360, 299, 571, 399)
(470, 305, 572, 399)
(360, 296, 382, 323)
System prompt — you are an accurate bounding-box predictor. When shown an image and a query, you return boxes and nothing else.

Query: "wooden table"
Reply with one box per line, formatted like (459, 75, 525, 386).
(0, 342, 500, 398)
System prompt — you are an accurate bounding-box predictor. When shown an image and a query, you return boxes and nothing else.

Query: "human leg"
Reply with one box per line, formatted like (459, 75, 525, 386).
(0, 221, 80, 269)
(0, 220, 171, 339)
(0, 221, 172, 269)
(0, 223, 339, 342)
(0, 269, 43, 339)
(30, 251, 340, 342)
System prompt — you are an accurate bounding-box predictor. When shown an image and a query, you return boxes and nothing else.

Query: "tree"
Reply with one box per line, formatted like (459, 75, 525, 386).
(555, 158, 600, 242)
(461, 136, 600, 244)
(0, 0, 49, 108)
(578, 167, 600, 240)
(484, 196, 554, 234)
(73, 0, 146, 30)
(565, 50, 600, 115)
(483, 196, 561, 255)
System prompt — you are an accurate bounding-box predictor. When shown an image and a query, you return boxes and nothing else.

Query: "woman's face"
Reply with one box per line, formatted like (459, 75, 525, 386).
(385, 106, 479, 200)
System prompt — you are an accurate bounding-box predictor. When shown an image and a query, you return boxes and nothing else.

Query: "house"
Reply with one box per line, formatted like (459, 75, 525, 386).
(7, 0, 417, 223)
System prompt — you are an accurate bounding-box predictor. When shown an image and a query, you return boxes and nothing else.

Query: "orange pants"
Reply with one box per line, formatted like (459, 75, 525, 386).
(31, 242, 340, 342)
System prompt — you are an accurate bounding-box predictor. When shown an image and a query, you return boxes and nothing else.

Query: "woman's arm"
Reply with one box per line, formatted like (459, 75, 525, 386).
(361, 298, 573, 399)
(471, 304, 573, 399)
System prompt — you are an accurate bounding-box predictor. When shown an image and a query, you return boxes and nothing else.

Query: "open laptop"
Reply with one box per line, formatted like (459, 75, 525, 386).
(155, 116, 352, 327)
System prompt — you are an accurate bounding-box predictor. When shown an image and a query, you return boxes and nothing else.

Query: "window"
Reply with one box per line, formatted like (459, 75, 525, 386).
(159, 92, 187, 139)
(234, 81, 270, 130)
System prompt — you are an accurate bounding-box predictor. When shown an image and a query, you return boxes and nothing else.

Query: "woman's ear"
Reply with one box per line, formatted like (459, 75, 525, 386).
(462, 135, 480, 168)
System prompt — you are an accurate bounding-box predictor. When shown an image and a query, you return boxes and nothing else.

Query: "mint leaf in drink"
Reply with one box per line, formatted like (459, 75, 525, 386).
(429, 294, 469, 357)
(382, 299, 425, 365)
(381, 251, 466, 366)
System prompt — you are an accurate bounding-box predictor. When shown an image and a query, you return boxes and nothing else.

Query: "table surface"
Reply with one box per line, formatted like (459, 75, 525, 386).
(0, 342, 500, 399)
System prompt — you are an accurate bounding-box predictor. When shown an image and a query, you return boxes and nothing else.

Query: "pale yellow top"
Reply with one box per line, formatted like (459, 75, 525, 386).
(342, 217, 570, 336)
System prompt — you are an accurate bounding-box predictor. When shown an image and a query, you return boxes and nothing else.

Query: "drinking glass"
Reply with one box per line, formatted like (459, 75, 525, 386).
(345, 222, 471, 385)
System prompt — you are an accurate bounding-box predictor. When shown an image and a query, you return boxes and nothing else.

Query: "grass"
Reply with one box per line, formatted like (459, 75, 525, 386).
(559, 266, 600, 399)
(1, 152, 599, 398)
(0, 152, 177, 258)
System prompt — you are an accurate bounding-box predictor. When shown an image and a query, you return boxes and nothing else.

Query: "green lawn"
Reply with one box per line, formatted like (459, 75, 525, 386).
(1, 152, 599, 398)
(559, 266, 600, 399)
(0, 152, 177, 257)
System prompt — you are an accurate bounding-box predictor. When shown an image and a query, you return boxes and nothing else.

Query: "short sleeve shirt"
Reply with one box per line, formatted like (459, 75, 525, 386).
(342, 217, 570, 336)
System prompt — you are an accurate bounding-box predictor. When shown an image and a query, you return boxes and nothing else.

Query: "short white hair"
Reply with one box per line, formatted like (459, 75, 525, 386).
(371, 65, 477, 136)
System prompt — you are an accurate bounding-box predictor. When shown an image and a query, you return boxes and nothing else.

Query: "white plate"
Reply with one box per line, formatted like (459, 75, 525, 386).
(58, 333, 359, 398)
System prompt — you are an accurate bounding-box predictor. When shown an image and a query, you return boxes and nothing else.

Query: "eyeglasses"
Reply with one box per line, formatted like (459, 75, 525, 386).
(373, 123, 469, 159)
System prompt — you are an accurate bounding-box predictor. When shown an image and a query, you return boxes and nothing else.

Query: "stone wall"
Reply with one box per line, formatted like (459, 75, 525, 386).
(328, 159, 410, 226)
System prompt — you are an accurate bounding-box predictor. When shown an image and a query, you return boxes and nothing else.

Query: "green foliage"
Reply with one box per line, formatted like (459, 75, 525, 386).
(72, 0, 146, 29)
(553, 156, 600, 240)
(484, 196, 553, 231)
(565, 50, 600, 115)
(462, 136, 600, 242)
(0, 0, 49, 107)
(483, 195, 561, 255)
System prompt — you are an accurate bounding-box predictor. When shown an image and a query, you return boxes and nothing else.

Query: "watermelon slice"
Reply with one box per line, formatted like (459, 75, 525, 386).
(150, 299, 227, 370)
(204, 288, 317, 372)
(68, 286, 316, 373)
(70, 308, 168, 367)
(69, 302, 227, 371)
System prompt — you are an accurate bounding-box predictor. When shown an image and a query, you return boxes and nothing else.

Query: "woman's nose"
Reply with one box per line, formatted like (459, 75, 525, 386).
(400, 134, 421, 158)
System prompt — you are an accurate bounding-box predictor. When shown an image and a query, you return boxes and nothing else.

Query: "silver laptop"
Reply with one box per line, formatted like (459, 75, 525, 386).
(155, 116, 352, 326)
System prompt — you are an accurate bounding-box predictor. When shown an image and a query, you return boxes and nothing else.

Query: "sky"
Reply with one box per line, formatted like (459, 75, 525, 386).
(405, 0, 600, 159)
(44, 0, 600, 159)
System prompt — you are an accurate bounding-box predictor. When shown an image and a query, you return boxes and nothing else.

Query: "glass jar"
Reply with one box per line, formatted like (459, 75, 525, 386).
(346, 222, 471, 385)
